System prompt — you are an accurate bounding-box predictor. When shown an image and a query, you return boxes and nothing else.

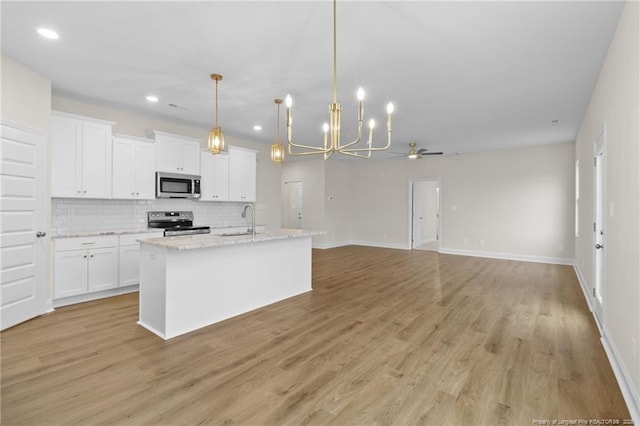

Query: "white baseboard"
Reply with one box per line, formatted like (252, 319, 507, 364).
(438, 247, 573, 265)
(313, 241, 351, 249)
(350, 240, 411, 250)
(601, 330, 640, 426)
(573, 263, 594, 312)
(53, 285, 139, 308)
(574, 265, 639, 425)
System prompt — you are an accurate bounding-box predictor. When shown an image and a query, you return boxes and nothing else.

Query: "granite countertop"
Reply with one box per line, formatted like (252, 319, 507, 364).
(139, 228, 325, 251)
(52, 228, 165, 239)
(51, 224, 267, 239)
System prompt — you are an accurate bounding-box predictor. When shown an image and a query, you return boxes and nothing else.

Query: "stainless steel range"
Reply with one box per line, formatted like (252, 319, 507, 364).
(147, 211, 211, 237)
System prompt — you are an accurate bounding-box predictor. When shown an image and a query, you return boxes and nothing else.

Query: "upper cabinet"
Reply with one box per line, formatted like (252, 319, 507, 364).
(154, 131, 201, 175)
(112, 135, 156, 200)
(200, 152, 230, 201)
(51, 112, 115, 198)
(228, 146, 257, 202)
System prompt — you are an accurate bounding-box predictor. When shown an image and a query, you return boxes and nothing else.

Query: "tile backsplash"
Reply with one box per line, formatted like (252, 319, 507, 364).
(51, 198, 250, 236)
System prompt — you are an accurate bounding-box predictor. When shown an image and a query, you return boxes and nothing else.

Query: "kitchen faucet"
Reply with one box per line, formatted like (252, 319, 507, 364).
(241, 204, 256, 236)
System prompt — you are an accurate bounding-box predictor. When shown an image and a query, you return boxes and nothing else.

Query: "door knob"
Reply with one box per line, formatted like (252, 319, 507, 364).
(36, 231, 46, 238)
(595, 243, 604, 249)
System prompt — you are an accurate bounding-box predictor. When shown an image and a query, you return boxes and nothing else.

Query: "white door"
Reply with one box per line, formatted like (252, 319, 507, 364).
(133, 141, 156, 199)
(81, 121, 112, 198)
(593, 127, 606, 325)
(87, 247, 118, 292)
(112, 136, 135, 199)
(53, 250, 87, 298)
(119, 245, 140, 287)
(284, 181, 303, 229)
(1, 122, 48, 330)
(412, 184, 423, 248)
(411, 180, 440, 251)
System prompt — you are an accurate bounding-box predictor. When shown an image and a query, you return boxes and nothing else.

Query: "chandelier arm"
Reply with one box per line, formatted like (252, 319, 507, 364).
(336, 120, 363, 150)
(338, 149, 372, 159)
(339, 131, 392, 152)
(288, 147, 333, 156)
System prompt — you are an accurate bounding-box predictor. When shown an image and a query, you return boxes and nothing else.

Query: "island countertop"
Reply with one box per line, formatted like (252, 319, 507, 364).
(138, 228, 324, 251)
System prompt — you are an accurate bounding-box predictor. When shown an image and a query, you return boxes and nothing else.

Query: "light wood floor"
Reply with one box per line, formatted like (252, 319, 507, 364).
(1, 246, 630, 425)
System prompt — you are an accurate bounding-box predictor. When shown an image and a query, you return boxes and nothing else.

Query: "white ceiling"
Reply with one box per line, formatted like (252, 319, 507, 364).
(1, 1, 624, 158)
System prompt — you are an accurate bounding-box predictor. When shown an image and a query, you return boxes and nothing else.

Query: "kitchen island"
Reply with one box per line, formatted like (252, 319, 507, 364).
(138, 229, 323, 339)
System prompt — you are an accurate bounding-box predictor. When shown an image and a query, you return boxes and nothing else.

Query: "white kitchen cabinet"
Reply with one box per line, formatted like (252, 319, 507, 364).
(228, 146, 256, 202)
(51, 112, 115, 198)
(154, 131, 201, 175)
(200, 152, 230, 201)
(112, 135, 156, 199)
(118, 233, 163, 287)
(53, 236, 118, 299)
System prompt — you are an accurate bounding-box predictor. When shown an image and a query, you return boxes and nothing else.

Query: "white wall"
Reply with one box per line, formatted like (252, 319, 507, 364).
(52, 95, 282, 229)
(574, 1, 640, 419)
(324, 160, 352, 247)
(347, 142, 575, 262)
(1, 55, 51, 132)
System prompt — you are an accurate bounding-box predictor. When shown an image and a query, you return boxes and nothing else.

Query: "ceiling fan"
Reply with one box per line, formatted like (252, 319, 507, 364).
(392, 142, 443, 159)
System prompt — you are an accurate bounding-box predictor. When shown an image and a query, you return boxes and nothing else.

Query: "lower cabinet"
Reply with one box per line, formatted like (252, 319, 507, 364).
(118, 233, 162, 287)
(53, 232, 163, 301)
(54, 235, 118, 299)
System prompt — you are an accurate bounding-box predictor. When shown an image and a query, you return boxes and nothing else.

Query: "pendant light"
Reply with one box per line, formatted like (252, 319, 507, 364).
(271, 99, 284, 163)
(208, 73, 225, 154)
(285, 0, 394, 159)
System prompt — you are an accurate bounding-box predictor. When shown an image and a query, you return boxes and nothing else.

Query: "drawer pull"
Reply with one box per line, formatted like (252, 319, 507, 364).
(81, 242, 96, 245)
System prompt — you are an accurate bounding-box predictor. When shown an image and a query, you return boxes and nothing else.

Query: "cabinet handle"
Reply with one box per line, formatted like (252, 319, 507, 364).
(90, 254, 94, 258)
(83, 255, 87, 258)
(36, 231, 47, 238)
(83, 190, 87, 194)
(81, 242, 96, 245)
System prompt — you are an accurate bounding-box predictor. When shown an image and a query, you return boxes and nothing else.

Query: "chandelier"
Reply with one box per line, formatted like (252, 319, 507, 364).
(285, 0, 394, 159)
(208, 73, 225, 154)
(271, 99, 284, 163)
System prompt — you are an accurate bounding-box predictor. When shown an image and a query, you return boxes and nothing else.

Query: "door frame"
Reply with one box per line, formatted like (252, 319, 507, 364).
(408, 178, 441, 250)
(593, 122, 607, 328)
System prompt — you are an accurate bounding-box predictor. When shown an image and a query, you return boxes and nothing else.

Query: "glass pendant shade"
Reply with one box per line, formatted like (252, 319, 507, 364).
(208, 127, 225, 154)
(271, 142, 284, 163)
(208, 73, 225, 155)
(270, 98, 285, 163)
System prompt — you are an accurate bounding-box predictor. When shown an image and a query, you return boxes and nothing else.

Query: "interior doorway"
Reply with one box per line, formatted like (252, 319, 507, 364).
(593, 124, 607, 326)
(1, 122, 48, 330)
(283, 181, 303, 229)
(411, 179, 440, 251)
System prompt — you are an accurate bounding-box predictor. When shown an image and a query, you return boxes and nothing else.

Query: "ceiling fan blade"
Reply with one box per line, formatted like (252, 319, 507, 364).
(420, 152, 444, 156)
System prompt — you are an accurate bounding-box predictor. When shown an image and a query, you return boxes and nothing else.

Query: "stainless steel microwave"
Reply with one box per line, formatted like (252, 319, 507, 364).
(156, 172, 201, 199)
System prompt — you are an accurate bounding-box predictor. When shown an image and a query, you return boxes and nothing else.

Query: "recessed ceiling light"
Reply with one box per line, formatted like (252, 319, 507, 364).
(253, 125, 262, 131)
(37, 28, 59, 40)
(146, 95, 159, 103)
